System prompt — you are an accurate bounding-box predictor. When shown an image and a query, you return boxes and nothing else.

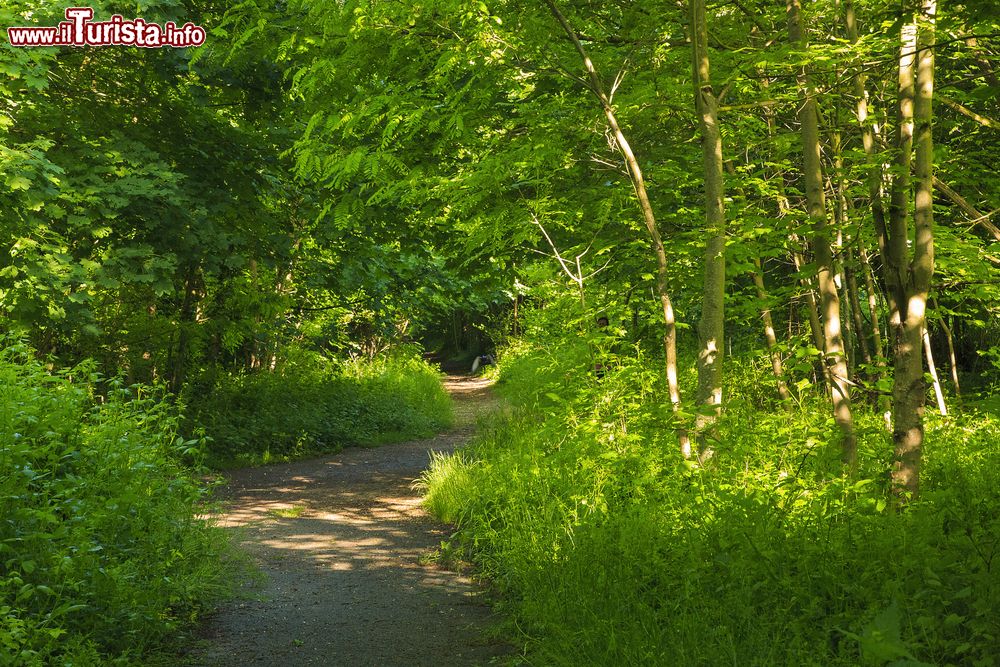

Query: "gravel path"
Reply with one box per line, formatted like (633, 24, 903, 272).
(187, 376, 508, 667)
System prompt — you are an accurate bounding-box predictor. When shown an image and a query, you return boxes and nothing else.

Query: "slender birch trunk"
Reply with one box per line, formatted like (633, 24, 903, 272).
(931, 296, 962, 402)
(832, 131, 872, 370)
(846, 254, 873, 367)
(941, 320, 961, 401)
(830, 137, 858, 377)
(923, 326, 947, 416)
(845, 0, 890, 383)
(859, 248, 886, 362)
(760, 73, 828, 394)
(791, 239, 832, 390)
(860, 247, 892, 428)
(885, 20, 918, 348)
(544, 0, 690, 455)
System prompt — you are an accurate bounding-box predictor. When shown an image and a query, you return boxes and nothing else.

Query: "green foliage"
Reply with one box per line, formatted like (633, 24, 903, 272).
(422, 339, 1000, 665)
(3, 0, 1000, 661)
(189, 347, 454, 467)
(0, 343, 232, 665)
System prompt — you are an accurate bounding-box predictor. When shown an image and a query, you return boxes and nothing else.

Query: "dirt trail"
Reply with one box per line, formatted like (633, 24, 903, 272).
(188, 375, 507, 667)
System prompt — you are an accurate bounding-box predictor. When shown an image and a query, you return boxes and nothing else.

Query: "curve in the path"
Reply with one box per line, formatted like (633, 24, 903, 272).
(188, 375, 506, 667)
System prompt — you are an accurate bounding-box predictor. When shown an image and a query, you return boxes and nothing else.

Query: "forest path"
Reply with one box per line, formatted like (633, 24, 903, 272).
(187, 375, 507, 667)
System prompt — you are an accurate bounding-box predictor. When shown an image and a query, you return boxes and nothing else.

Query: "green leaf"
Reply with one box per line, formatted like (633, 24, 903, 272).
(7, 175, 31, 191)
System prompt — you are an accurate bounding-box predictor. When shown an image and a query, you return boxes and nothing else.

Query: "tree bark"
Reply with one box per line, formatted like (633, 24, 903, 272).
(691, 0, 727, 446)
(791, 239, 831, 390)
(831, 135, 858, 376)
(859, 247, 891, 428)
(885, 19, 918, 349)
(891, 0, 936, 499)
(788, 0, 857, 469)
(846, 254, 873, 367)
(845, 0, 897, 362)
(759, 71, 828, 394)
(932, 176, 1000, 242)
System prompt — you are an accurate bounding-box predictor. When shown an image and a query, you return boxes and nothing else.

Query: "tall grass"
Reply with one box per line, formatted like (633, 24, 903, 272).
(189, 346, 454, 467)
(421, 340, 1000, 665)
(0, 343, 232, 665)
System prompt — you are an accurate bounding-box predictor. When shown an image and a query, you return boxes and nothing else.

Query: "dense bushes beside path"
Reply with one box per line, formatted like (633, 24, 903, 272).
(189, 347, 454, 467)
(0, 344, 232, 665)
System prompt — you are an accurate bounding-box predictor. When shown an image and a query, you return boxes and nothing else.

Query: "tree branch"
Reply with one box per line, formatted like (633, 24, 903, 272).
(938, 94, 996, 128)
(933, 176, 1000, 241)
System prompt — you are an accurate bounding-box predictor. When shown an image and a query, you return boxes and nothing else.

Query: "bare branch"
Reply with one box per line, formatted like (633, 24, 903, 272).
(609, 61, 629, 102)
(529, 211, 583, 287)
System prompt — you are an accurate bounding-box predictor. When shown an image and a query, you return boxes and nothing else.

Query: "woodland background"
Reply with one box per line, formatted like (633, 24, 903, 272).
(2, 0, 999, 663)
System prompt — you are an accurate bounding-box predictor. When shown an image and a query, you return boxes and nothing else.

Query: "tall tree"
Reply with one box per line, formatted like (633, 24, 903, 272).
(884, 0, 937, 498)
(787, 0, 857, 468)
(690, 0, 727, 449)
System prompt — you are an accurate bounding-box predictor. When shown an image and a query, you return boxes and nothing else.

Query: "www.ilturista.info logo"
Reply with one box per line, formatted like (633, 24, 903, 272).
(7, 7, 206, 48)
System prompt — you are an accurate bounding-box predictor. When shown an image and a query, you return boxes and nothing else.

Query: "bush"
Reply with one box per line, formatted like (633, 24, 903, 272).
(421, 341, 1000, 665)
(190, 347, 454, 467)
(0, 343, 232, 665)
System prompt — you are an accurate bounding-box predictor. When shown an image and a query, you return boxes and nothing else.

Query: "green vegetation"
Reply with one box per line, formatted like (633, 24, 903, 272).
(423, 303, 1000, 664)
(0, 344, 232, 665)
(3, 0, 1000, 663)
(191, 349, 453, 467)
(0, 340, 452, 663)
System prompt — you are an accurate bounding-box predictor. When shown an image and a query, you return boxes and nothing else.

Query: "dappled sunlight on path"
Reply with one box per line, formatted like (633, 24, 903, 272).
(187, 375, 507, 667)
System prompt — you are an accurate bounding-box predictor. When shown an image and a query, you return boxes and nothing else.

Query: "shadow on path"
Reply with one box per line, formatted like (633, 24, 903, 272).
(187, 375, 507, 667)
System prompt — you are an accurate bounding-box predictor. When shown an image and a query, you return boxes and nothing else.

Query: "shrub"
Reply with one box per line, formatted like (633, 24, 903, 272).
(0, 343, 231, 665)
(189, 346, 454, 467)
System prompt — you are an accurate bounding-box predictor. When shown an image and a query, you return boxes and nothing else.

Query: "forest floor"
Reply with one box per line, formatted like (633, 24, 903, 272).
(184, 375, 510, 667)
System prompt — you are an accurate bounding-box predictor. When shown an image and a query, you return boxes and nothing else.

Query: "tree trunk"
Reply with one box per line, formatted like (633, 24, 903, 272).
(891, 0, 937, 499)
(861, 248, 892, 429)
(931, 297, 962, 402)
(941, 318, 961, 401)
(885, 19, 918, 350)
(691, 0, 727, 447)
(791, 240, 831, 391)
(788, 0, 857, 469)
(859, 248, 886, 363)
(923, 326, 947, 416)
(845, 0, 892, 377)
(933, 177, 1000, 242)
(544, 0, 690, 454)
(760, 71, 827, 395)
(752, 259, 791, 402)
(832, 133, 868, 373)
(846, 254, 872, 367)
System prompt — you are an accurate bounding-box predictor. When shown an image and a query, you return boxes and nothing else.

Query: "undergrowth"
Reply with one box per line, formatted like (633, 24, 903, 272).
(421, 337, 1000, 665)
(0, 343, 234, 665)
(188, 346, 454, 467)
